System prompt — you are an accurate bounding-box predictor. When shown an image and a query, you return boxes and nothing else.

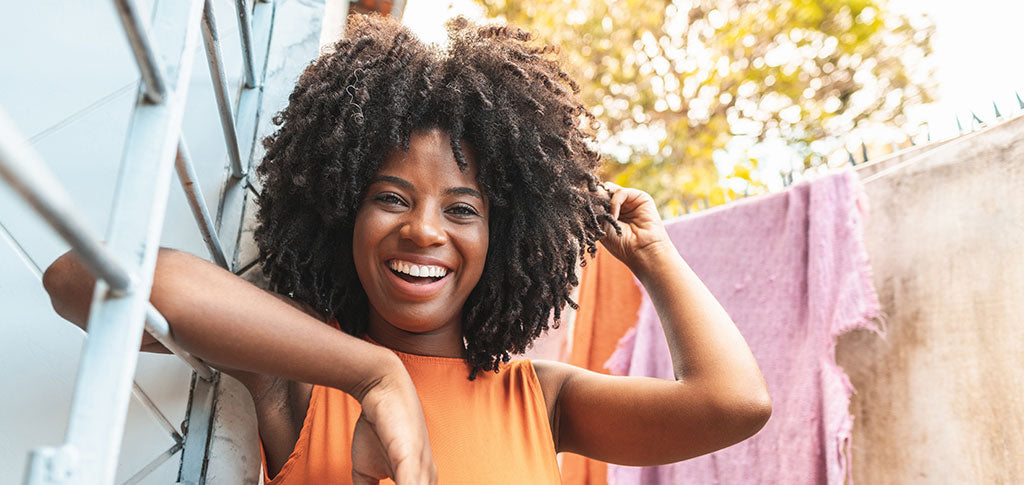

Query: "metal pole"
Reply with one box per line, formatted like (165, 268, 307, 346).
(23, 1, 205, 483)
(176, 139, 230, 269)
(120, 443, 183, 485)
(112, 0, 168, 104)
(234, 0, 257, 88)
(213, 0, 274, 232)
(131, 382, 184, 444)
(201, 0, 247, 178)
(3, 213, 205, 473)
(0, 109, 135, 294)
(144, 304, 215, 380)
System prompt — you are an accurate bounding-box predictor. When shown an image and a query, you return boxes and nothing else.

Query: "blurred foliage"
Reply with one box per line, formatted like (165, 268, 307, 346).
(475, 0, 936, 215)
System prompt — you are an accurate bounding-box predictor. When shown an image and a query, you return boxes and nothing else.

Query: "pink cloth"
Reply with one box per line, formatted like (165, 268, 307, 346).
(605, 168, 884, 484)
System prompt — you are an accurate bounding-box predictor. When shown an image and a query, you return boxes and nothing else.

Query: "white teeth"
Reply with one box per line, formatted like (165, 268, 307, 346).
(388, 260, 448, 278)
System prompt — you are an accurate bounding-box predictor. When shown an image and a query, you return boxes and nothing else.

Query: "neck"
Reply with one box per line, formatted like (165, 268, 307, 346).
(365, 309, 465, 358)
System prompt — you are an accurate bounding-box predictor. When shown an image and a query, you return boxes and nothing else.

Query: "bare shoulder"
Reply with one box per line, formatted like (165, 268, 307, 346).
(530, 359, 576, 400)
(527, 359, 579, 449)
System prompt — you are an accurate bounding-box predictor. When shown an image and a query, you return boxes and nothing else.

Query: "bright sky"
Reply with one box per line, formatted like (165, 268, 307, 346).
(895, 0, 1024, 139)
(402, 0, 485, 47)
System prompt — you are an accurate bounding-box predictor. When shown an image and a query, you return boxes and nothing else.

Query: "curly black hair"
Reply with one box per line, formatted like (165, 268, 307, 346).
(253, 13, 617, 379)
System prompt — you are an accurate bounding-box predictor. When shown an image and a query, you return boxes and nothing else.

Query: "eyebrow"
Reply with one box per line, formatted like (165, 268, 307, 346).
(370, 175, 483, 200)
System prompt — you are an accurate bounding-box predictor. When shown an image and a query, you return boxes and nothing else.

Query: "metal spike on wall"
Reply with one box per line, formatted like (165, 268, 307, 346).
(747, 88, 1024, 197)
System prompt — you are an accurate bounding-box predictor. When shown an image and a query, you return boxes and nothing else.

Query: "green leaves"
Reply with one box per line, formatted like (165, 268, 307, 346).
(476, 0, 935, 215)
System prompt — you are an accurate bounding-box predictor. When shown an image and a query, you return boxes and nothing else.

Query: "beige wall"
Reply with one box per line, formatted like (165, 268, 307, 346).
(837, 114, 1024, 484)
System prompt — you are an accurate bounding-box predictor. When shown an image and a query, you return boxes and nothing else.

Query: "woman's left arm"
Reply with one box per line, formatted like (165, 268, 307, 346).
(535, 183, 771, 466)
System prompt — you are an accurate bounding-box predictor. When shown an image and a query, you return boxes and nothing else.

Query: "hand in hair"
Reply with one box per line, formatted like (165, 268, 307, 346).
(597, 182, 673, 269)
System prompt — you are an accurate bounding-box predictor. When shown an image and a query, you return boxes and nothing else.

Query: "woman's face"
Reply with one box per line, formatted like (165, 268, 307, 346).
(352, 128, 489, 335)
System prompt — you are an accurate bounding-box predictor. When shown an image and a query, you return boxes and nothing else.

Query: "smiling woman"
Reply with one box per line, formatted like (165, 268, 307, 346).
(353, 129, 489, 353)
(253, 14, 616, 380)
(42, 11, 770, 485)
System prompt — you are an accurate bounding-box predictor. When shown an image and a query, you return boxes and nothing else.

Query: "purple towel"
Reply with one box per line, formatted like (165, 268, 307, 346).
(605, 169, 884, 484)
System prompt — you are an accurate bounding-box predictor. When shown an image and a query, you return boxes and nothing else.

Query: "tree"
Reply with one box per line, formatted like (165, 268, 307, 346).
(475, 0, 936, 214)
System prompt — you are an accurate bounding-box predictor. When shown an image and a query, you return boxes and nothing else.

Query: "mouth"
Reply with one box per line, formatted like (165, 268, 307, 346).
(383, 258, 454, 298)
(387, 259, 449, 283)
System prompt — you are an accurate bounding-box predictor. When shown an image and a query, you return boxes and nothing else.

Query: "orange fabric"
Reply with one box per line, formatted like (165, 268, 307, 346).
(260, 328, 561, 484)
(559, 246, 644, 485)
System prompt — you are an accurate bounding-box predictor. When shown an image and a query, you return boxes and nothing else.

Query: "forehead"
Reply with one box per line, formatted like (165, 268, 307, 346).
(375, 129, 480, 187)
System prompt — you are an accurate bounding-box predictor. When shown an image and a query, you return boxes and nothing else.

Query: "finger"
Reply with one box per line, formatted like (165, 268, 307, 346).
(610, 186, 629, 220)
(595, 182, 612, 204)
(598, 182, 621, 218)
(391, 457, 436, 485)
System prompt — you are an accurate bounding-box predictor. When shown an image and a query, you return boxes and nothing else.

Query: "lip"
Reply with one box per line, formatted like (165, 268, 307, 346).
(385, 254, 453, 271)
(382, 255, 455, 300)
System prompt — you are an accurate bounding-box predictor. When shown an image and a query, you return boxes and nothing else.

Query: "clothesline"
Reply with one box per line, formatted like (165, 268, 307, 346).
(860, 112, 1024, 184)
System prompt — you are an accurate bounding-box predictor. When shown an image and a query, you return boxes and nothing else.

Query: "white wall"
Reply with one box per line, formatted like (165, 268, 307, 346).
(839, 114, 1024, 483)
(0, 1, 252, 483)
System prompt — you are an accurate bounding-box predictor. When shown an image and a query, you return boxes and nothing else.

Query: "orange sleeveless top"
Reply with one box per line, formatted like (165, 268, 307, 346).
(259, 333, 562, 484)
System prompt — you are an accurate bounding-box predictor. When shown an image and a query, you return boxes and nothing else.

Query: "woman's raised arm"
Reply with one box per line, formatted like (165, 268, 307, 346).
(533, 184, 772, 465)
(41, 248, 437, 484)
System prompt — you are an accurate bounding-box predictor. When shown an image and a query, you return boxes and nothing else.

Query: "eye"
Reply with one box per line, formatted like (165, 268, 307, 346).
(447, 203, 479, 217)
(373, 193, 406, 206)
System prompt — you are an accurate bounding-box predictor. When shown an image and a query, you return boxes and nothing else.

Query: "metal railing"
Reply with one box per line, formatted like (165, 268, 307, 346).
(0, 0, 278, 483)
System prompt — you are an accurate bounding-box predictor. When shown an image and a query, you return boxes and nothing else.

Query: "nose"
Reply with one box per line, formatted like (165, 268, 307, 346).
(399, 205, 447, 247)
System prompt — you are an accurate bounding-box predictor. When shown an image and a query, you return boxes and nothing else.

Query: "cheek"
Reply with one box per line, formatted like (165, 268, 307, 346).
(351, 211, 380, 279)
(460, 226, 490, 285)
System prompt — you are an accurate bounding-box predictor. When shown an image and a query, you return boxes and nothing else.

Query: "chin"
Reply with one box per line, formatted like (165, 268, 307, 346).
(374, 305, 457, 335)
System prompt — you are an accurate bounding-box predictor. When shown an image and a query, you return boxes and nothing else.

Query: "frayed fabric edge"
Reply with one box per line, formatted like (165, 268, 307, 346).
(827, 306, 886, 485)
(828, 171, 888, 484)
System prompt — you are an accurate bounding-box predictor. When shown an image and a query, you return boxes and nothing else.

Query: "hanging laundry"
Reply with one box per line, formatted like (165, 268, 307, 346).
(605, 168, 884, 485)
(522, 292, 577, 363)
(558, 246, 644, 485)
(524, 244, 644, 484)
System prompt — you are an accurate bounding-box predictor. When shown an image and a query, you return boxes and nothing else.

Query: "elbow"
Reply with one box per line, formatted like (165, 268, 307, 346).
(728, 386, 772, 440)
(743, 389, 773, 436)
(708, 384, 772, 445)
(42, 251, 96, 327)
(42, 247, 184, 327)
(41, 253, 75, 321)
(42, 254, 74, 308)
